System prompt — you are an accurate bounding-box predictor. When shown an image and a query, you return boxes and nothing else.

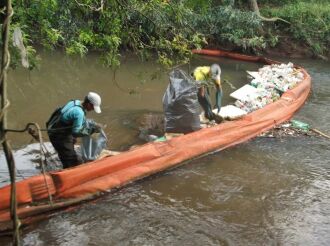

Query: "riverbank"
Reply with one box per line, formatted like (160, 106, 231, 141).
(205, 40, 328, 62)
(8, 1, 330, 69)
(264, 41, 329, 61)
(206, 1, 330, 61)
(260, 1, 330, 60)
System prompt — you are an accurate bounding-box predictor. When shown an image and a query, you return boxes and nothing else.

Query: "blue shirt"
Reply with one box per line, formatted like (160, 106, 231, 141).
(60, 100, 86, 135)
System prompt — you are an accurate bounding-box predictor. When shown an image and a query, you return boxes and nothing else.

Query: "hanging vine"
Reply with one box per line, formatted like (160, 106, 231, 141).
(0, 0, 21, 245)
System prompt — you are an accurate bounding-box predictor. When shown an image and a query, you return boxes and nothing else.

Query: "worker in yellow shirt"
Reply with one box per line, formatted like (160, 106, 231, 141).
(193, 64, 222, 121)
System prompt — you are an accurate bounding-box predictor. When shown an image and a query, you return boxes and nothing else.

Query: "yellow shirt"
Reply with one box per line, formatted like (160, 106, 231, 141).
(193, 66, 211, 81)
(193, 66, 221, 87)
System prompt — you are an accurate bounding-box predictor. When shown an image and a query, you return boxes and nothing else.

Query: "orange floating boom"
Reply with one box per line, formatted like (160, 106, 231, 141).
(0, 49, 311, 233)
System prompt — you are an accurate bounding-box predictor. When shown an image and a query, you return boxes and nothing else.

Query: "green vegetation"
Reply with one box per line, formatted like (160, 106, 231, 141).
(10, 0, 206, 68)
(262, 1, 330, 56)
(194, 5, 266, 52)
(3, 0, 330, 69)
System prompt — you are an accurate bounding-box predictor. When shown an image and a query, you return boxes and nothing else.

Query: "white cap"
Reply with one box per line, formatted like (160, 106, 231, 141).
(87, 92, 102, 113)
(210, 64, 221, 81)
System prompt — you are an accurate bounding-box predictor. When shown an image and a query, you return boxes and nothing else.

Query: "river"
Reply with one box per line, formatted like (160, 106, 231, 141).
(1, 50, 329, 245)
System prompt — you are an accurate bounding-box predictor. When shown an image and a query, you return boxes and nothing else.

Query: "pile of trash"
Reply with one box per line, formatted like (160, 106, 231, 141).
(259, 120, 330, 140)
(252, 63, 304, 92)
(234, 87, 280, 113)
(233, 63, 304, 113)
(259, 120, 311, 138)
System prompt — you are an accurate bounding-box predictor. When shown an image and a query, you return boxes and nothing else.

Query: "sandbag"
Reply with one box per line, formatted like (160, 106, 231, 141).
(163, 69, 201, 133)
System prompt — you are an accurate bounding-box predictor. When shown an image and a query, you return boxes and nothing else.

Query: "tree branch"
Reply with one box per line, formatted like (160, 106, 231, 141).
(74, 0, 104, 12)
(248, 0, 290, 24)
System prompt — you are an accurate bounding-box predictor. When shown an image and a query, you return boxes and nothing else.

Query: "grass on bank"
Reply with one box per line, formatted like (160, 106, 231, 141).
(261, 1, 330, 56)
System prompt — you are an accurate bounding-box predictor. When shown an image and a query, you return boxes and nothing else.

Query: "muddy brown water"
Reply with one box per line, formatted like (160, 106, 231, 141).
(1, 51, 330, 245)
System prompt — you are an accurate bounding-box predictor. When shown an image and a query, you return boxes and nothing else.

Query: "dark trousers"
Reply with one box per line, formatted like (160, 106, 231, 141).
(48, 133, 80, 169)
(198, 92, 214, 120)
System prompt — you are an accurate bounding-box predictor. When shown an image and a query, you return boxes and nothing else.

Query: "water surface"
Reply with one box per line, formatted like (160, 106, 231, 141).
(1, 51, 329, 245)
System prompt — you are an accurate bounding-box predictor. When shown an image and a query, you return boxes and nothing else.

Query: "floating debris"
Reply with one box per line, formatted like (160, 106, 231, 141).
(259, 122, 313, 138)
(259, 120, 329, 139)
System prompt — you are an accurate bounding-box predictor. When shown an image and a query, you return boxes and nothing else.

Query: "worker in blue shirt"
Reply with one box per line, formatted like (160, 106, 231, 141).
(46, 92, 102, 168)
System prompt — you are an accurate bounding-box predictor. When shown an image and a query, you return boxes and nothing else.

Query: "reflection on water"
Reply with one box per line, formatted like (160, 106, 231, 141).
(1, 52, 330, 245)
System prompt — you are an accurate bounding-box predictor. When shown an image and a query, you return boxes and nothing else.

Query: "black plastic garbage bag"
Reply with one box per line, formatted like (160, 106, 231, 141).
(162, 69, 201, 133)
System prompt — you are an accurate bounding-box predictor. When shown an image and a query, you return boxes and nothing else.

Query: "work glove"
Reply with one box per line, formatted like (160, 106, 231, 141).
(94, 123, 102, 133)
(92, 123, 103, 134)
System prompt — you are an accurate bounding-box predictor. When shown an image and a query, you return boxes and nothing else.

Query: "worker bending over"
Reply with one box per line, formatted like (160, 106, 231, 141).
(193, 64, 222, 121)
(46, 92, 102, 168)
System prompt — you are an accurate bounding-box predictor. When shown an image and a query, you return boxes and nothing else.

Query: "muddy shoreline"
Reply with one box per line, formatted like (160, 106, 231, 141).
(207, 39, 329, 61)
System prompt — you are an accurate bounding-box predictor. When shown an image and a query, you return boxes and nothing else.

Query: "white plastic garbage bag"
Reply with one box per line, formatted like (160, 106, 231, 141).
(81, 119, 108, 162)
(81, 130, 108, 162)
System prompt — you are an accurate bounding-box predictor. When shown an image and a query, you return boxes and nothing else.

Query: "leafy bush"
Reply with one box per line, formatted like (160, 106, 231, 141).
(6, 0, 329, 69)
(193, 5, 267, 53)
(262, 1, 330, 55)
(10, 0, 205, 67)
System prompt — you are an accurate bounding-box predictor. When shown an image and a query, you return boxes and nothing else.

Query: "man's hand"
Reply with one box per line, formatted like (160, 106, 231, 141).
(92, 123, 103, 134)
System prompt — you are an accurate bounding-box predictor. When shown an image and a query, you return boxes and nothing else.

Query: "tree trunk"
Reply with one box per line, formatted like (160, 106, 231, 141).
(248, 0, 260, 15)
(248, 0, 290, 24)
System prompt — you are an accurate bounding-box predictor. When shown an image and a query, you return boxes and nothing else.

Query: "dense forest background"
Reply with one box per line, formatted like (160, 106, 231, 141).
(5, 0, 330, 68)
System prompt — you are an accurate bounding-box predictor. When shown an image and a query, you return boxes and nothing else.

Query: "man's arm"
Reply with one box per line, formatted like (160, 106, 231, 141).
(215, 84, 222, 113)
(71, 110, 92, 137)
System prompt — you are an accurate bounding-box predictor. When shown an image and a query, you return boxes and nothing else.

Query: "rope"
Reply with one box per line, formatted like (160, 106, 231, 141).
(6, 123, 56, 203)
(28, 123, 53, 204)
(6, 125, 72, 133)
